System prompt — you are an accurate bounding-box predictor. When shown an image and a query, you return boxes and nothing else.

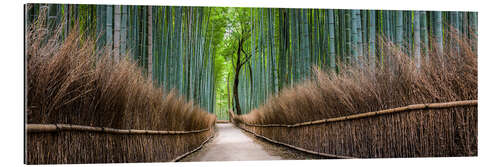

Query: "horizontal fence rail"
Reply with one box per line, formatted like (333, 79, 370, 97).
(26, 123, 210, 135)
(242, 100, 477, 127)
(216, 120, 230, 123)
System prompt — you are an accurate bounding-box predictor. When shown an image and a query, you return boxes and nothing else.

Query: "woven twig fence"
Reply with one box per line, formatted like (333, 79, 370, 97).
(26, 124, 215, 164)
(235, 100, 477, 158)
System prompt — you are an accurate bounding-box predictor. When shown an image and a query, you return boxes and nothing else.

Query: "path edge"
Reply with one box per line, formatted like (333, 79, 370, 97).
(171, 128, 216, 162)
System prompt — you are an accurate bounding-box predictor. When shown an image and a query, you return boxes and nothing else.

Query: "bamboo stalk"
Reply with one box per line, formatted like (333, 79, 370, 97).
(242, 100, 477, 127)
(26, 123, 211, 135)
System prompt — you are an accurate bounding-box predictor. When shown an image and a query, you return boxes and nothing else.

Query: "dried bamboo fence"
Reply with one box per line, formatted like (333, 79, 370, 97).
(26, 123, 215, 164)
(234, 100, 477, 158)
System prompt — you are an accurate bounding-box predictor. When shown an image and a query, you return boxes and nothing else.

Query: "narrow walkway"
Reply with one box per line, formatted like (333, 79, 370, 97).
(181, 123, 282, 161)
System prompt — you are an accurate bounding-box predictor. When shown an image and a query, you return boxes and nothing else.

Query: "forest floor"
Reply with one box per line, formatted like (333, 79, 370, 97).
(180, 123, 322, 162)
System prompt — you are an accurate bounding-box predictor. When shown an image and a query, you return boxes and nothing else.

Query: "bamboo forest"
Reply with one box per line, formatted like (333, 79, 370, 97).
(25, 4, 477, 164)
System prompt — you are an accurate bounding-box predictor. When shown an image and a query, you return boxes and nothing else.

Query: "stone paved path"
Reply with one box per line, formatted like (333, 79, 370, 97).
(181, 123, 282, 161)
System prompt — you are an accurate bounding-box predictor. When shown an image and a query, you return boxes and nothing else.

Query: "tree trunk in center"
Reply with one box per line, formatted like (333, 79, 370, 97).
(233, 66, 241, 115)
(233, 38, 244, 115)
